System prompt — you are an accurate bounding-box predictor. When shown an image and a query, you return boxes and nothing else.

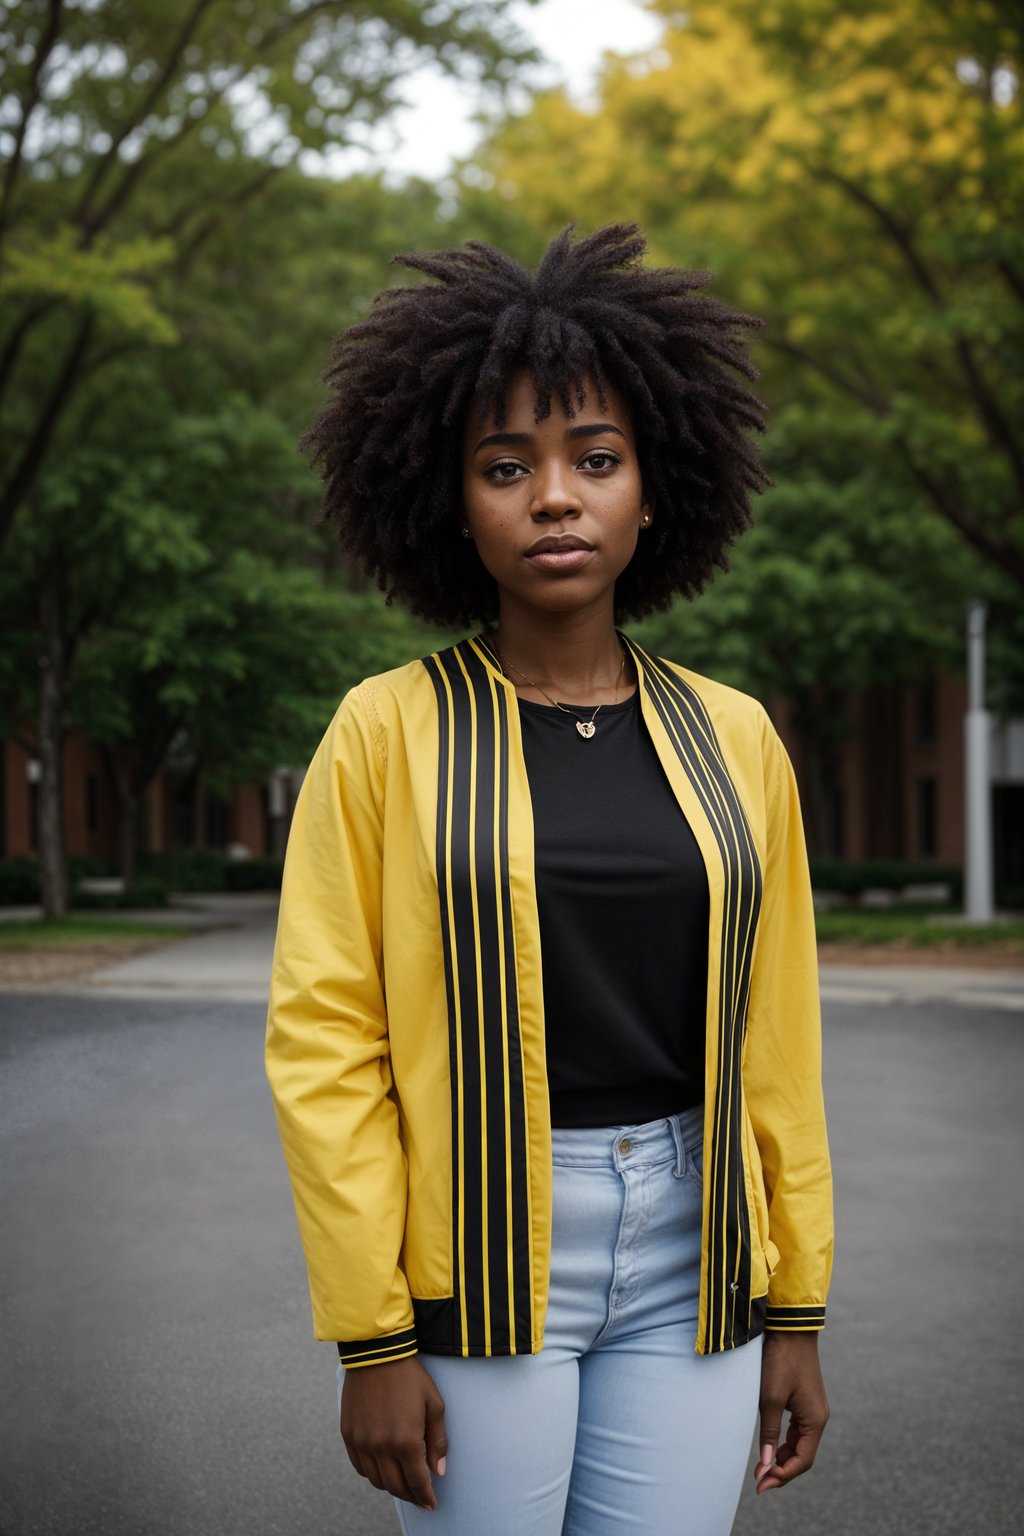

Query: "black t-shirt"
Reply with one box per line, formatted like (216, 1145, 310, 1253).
(518, 688, 710, 1128)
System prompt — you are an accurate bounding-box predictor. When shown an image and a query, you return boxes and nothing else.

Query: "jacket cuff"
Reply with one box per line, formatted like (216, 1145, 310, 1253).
(337, 1326, 418, 1369)
(765, 1304, 826, 1332)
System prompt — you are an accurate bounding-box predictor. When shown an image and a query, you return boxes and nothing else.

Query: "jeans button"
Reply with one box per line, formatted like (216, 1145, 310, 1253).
(618, 1139, 632, 1155)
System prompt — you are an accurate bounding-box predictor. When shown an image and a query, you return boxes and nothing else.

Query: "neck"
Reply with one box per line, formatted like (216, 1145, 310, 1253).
(489, 599, 629, 700)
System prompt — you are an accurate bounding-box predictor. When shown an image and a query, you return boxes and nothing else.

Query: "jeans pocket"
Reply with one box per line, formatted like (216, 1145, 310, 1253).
(670, 1130, 704, 1186)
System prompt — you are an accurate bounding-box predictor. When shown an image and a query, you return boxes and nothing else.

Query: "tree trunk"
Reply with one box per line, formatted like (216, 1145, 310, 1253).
(116, 786, 138, 886)
(37, 568, 67, 918)
(104, 747, 139, 885)
(792, 686, 846, 861)
(801, 729, 832, 861)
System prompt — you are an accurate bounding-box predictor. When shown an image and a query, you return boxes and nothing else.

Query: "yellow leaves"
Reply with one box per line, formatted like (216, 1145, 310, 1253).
(1, 226, 179, 344)
(476, 0, 1024, 279)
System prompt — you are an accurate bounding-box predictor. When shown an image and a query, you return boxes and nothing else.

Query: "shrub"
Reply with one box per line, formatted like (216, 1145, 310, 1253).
(809, 860, 963, 902)
(73, 877, 170, 910)
(68, 855, 117, 881)
(224, 857, 283, 891)
(137, 849, 228, 891)
(0, 857, 41, 904)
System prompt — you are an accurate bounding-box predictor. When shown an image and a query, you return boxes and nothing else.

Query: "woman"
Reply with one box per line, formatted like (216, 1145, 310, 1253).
(265, 224, 833, 1535)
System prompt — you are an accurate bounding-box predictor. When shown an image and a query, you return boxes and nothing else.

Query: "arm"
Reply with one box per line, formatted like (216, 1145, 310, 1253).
(744, 717, 833, 1490)
(265, 683, 415, 1363)
(266, 686, 448, 1510)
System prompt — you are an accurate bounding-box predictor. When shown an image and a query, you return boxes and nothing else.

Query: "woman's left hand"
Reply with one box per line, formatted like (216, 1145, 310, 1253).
(753, 1331, 830, 1494)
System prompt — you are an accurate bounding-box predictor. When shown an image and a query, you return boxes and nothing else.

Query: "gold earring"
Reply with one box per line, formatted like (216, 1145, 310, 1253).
(641, 513, 651, 528)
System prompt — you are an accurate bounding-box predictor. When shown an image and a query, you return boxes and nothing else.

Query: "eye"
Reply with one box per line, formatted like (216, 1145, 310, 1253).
(484, 459, 527, 483)
(581, 450, 620, 473)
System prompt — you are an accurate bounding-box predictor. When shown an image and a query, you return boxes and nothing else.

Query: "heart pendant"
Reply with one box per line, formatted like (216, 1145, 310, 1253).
(576, 720, 596, 739)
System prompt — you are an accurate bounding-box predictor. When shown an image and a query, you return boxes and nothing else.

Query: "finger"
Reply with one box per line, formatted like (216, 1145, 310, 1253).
(424, 1394, 449, 1478)
(755, 1426, 822, 1494)
(753, 1442, 776, 1484)
(386, 1450, 436, 1511)
(360, 1455, 387, 1494)
(399, 1443, 438, 1509)
(756, 1395, 783, 1482)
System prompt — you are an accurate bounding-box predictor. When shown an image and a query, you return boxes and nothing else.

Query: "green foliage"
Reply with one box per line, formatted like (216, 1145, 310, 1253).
(0, 859, 41, 905)
(137, 849, 229, 893)
(809, 860, 963, 899)
(224, 858, 283, 892)
(0, 916, 187, 947)
(135, 850, 284, 892)
(815, 912, 1024, 951)
(463, 0, 1024, 711)
(73, 878, 171, 910)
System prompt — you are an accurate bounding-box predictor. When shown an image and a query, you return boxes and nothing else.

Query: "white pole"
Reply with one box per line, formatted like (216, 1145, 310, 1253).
(964, 601, 994, 922)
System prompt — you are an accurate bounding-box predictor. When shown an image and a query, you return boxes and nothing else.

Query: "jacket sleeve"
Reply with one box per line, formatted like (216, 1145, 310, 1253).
(265, 683, 417, 1369)
(743, 714, 834, 1332)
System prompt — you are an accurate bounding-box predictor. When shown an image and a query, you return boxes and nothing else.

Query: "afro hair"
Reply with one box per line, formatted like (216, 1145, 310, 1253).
(301, 223, 770, 628)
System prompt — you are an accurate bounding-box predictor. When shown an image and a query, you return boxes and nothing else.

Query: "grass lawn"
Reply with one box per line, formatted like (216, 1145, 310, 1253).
(0, 916, 190, 948)
(816, 909, 1024, 952)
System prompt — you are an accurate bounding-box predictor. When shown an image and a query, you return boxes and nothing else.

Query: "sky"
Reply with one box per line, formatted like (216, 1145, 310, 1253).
(323, 0, 663, 181)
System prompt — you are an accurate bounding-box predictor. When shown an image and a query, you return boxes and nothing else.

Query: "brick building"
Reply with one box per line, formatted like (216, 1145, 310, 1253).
(769, 670, 1024, 892)
(0, 735, 299, 866)
(2, 672, 1022, 894)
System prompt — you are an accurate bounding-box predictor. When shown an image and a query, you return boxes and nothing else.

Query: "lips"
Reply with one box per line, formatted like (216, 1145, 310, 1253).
(525, 535, 595, 556)
(525, 541, 595, 573)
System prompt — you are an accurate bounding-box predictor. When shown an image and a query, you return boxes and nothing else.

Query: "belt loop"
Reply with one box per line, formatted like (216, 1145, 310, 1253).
(667, 1112, 687, 1177)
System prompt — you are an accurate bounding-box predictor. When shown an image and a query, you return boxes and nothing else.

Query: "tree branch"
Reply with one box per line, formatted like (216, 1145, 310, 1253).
(73, 0, 220, 229)
(904, 453, 1024, 586)
(0, 312, 95, 548)
(815, 163, 1024, 500)
(997, 258, 1024, 310)
(167, 164, 283, 276)
(0, 0, 65, 248)
(0, 297, 60, 402)
(762, 336, 891, 414)
(770, 334, 1024, 588)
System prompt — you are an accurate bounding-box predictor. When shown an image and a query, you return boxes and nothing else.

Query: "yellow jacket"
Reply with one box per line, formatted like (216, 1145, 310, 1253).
(265, 635, 833, 1369)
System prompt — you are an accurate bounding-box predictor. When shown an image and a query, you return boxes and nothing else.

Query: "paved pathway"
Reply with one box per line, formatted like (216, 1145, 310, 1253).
(5, 893, 1024, 1012)
(1, 973, 1022, 1534)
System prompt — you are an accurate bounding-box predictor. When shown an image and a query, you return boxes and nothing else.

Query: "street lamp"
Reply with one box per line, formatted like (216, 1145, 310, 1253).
(964, 601, 994, 922)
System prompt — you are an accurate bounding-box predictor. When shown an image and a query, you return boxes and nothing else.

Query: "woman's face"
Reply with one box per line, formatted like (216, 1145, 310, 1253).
(461, 369, 651, 625)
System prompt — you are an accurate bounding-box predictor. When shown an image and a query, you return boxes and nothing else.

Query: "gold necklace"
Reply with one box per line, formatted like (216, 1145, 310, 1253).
(494, 643, 626, 739)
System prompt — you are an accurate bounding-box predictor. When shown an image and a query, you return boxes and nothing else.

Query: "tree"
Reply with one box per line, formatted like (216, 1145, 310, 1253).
(1, 0, 491, 918)
(461, 0, 1024, 591)
(0, 0, 539, 551)
(0, 397, 450, 892)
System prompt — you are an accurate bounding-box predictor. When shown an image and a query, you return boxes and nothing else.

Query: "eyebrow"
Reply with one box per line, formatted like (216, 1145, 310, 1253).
(473, 422, 627, 453)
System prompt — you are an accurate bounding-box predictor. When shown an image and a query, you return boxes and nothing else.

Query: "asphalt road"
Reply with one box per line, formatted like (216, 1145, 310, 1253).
(1, 991, 1020, 1536)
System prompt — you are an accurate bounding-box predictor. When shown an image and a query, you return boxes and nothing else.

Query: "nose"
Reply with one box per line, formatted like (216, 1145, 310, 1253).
(529, 460, 582, 520)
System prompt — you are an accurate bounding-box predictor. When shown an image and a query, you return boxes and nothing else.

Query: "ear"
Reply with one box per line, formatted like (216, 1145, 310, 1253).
(640, 496, 654, 530)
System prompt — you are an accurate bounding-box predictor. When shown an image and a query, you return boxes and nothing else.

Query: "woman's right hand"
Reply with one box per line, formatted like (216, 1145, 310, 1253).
(340, 1355, 449, 1511)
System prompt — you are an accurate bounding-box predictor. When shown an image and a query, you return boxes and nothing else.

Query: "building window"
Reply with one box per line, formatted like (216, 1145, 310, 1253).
(830, 784, 846, 858)
(85, 773, 99, 833)
(915, 678, 936, 745)
(175, 784, 196, 849)
(205, 795, 229, 850)
(917, 777, 937, 858)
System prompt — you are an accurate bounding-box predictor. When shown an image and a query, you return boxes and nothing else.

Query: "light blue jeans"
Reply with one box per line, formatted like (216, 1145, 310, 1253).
(343, 1104, 762, 1535)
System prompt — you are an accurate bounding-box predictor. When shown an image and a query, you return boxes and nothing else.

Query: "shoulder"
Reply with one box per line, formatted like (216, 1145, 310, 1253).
(629, 641, 791, 813)
(321, 646, 461, 773)
(630, 640, 775, 741)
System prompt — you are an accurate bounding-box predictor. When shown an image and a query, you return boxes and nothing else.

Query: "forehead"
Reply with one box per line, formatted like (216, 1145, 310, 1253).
(466, 366, 634, 436)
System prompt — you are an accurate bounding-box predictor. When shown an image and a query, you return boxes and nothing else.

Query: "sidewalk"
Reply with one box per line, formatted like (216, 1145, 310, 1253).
(82, 892, 279, 1002)
(2, 892, 1023, 1009)
(0, 893, 278, 1001)
(819, 960, 1024, 1012)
